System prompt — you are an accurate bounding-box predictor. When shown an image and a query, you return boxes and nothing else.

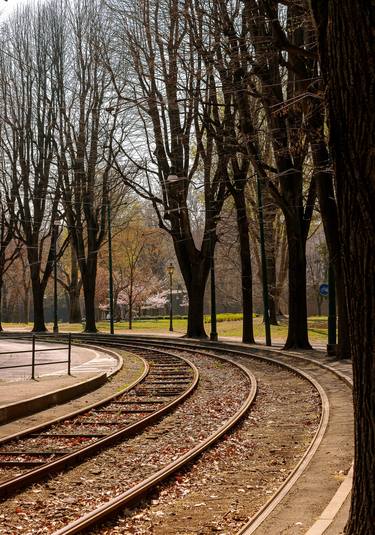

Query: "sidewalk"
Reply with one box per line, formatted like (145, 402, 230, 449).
(0, 341, 123, 427)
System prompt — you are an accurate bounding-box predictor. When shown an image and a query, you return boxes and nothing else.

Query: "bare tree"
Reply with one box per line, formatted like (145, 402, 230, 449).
(53, 0, 124, 332)
(0, 3, 65, 331)
(109, 0, 227, 338)
(204, 0, 316, 348)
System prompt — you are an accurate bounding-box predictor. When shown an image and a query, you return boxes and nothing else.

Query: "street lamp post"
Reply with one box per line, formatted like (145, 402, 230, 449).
(167, 263, 174, 332)
(53, 220, 59, 334)
(256, 175, 272, 346)
(107, 202, 114, 335)
(210, 227, 218, 342)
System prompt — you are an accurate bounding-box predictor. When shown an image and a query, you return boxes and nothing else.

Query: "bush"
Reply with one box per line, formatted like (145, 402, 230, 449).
(204, 313, 257, 323)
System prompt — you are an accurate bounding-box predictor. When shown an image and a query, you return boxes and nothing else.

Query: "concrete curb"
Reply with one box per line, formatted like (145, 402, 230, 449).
(0, 372, 107, 425)
(304, 465, 353, 535)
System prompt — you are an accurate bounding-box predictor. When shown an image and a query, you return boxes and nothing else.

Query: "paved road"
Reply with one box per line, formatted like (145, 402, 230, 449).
(0, 340, 118, 380)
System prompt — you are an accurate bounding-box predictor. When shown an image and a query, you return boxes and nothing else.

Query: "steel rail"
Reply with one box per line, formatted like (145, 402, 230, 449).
(50, 334, 332, 535)
(0, 348, 198, 497)
(51, 351, 257, 535)
(78, 335, 344, 535)
(1, 333, 341, 535)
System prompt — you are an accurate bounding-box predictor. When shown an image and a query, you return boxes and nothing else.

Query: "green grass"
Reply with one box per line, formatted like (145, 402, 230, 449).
(3, 315, 329, 344)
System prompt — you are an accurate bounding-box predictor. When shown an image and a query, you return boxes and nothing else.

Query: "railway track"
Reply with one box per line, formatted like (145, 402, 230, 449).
(0, 336, 257, 534)
(0, 334, 352, 535)
(0, 346, 198, 497)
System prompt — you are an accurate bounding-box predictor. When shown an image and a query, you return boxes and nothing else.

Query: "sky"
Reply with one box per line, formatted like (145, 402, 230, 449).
(0, 0, 42, 20)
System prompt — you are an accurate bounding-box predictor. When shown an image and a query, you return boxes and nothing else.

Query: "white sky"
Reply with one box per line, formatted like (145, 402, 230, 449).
(0, 0, 44, 20)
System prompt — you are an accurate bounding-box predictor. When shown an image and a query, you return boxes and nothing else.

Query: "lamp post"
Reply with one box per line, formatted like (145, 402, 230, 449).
(167, 263, 174, 332)
(53, 220, 59, 334)
(210, 223, 218, 341)
(107, 202, 114, 335)
(256, 175, 272, 346)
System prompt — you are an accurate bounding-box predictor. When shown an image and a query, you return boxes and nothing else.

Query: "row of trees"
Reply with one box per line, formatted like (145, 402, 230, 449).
(104, 0, 347, 351)
(0, 0, 345, 348)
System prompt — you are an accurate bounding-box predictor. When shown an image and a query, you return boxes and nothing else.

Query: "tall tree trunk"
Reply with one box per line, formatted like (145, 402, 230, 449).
(284, 219, 311, 349)
(310, 2, 375, 533)
(186, 274, 207, 339)
(173, 233, 211, 339)
(80, 258, 98, 333)
(233, 189, 255, 344)
(309, 105, 349, 358)
(69, 248, 81, 323)
(31, 277, 47, 332)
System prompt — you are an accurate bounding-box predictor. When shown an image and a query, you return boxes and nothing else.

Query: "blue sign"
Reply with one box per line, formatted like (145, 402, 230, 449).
(319, 283, 329, 297)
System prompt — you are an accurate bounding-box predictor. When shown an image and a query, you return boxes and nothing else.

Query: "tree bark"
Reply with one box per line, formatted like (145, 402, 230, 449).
(310, 2, 375, 533)
(284, 217, 311, 349)
(233, 189, 255, 343)
(80, 256, 98, 333)
(30, 277, 47, 332)
(186, 274, 207, 339)
(69, 248, 81, 323)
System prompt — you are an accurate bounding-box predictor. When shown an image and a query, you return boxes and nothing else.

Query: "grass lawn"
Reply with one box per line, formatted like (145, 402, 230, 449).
(3, 315, 329, 345)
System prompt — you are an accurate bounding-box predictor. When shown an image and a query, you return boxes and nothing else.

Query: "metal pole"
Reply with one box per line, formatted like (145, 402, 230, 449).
(327, 262, 337, 355)
(31, 335, 36, 380)
(53, 225, 59, 333)
(257, 175, 272, 346)
(68, 332, 72, 375)
(210, 229, 218, 341)
(107, 202, 115, 335)
(169, 271, 173, 332)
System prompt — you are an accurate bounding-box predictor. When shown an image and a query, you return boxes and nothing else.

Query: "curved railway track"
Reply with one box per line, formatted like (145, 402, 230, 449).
(0, 333, 352, 535)
(0, 347, 198, 497)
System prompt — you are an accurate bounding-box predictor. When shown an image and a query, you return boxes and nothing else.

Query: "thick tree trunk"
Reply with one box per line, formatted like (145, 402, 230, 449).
(186, 276, 207, 338)
(173, 236, 210, 339)
(81, 259, 98, 333)
(284, 221, 311, 349)
(310, 2, 375, 532)
(31, 278, 47, 332)
(233, 190, 255, 344)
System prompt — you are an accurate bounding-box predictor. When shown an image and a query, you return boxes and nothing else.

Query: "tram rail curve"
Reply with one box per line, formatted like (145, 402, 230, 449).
(0, 346, 198, 497)
(0, 333, 351, 535)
